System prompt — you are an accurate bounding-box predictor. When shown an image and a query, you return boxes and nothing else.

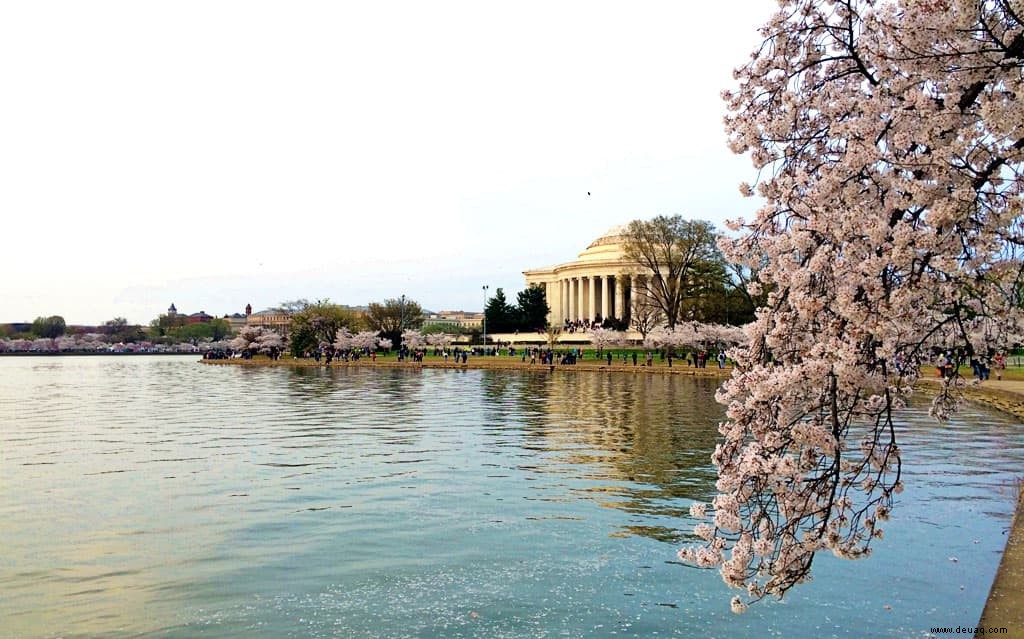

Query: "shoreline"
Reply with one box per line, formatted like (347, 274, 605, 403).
(199, 357, 1024, 419)
(198, 356, 737, 378)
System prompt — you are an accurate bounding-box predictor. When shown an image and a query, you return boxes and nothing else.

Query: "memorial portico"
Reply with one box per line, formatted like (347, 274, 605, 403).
(523, 225, 647, 328)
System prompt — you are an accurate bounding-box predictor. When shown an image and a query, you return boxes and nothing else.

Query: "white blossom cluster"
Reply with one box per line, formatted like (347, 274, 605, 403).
(679, 0, 1024, 611)
(643, 323, 749, 351)
(400, 329, 426, 350)
(229, 326, 283, 356)
(0, 335, 204, 353)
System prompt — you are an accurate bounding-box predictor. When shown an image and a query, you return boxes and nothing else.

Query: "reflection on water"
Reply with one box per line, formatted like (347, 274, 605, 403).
(0, 356, 1021, 638)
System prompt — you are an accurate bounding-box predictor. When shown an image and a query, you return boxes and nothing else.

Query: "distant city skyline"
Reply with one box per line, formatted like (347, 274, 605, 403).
(1, 1, 773, 325)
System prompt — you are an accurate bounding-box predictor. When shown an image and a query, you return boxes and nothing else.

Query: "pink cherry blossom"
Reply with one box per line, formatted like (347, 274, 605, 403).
(678, 0, 1024, 611)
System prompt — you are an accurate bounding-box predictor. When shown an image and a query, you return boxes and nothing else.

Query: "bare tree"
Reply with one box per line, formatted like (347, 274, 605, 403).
(629, 296, 661, 340)
(544, 324, 561, 351)
(621, 216, 721, 329)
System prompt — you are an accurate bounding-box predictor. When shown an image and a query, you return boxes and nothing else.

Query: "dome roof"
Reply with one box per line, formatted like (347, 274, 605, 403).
(577, 225, 629, 263)
(586, 224, 628, 249)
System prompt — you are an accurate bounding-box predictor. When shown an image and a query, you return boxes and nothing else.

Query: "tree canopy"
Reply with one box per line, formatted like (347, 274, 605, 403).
(289, 300, 363, 356)
(484, 285, 550, 334)
(166, 319, 232, 345)
(31, 316, 66, 339)
(484, 288, 518, 334)
(677, 0, 1024, 612)
(621, 216, 723, 329)
(103, 317, 146, 344)
(516, 284, 550, 331)
(366, 297, 424, 351)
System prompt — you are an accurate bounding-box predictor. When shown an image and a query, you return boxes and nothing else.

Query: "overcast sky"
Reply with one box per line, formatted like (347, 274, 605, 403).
(1, 1, 774, 326)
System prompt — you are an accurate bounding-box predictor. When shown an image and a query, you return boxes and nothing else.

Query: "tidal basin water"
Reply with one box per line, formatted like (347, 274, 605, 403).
(1, 356, 1021, 638)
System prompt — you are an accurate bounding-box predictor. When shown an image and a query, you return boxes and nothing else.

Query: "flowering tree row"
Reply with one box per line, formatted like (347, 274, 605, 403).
(0, 335, 203, 353)
(229, 326, 284, 357)
(586, 324, 749, 352)
(332, 329, 389, 352)
(644, 323, 748, 351)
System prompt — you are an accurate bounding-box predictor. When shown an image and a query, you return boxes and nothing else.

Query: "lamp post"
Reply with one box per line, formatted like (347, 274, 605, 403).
(482, 285, 489, 348)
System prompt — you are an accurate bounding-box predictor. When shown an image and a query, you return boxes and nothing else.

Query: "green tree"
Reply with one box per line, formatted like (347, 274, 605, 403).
(289, 300, 363, 356)
(516, 284, 549, 331)
(167, 319, 232, 345)
(103, 317, 146, 343)
(621, 216, 721, 329)
(149, 313, 188, 338)
(484, 288, 518, 333)
(422, 323, 468, 335)
(31, 315, 66, 339)
(679, 258, 730, 324)
(366, 296, 425, 350)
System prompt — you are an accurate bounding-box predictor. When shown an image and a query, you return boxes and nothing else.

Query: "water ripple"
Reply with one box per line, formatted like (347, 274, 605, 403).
(0, 356, 1021, 638)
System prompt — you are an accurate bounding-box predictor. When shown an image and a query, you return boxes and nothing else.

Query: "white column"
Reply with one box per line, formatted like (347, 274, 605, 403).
(566, 279, 572, 322)
(629, 274, 637, 317)
(600, 275, 610, 321)
(615, 276, 625, 320)
(561, 278, 569, 321)
(567, 277, 573, 321)
(585, 275, 594, 322)
(568, 278, 576, 320)
(573, 276, 581, 321)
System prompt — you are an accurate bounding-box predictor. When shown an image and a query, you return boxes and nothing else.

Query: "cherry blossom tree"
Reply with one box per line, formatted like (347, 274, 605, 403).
(400, 329, 426, 351)
(352, 331, 383, 351)
(256, 331, 283, 356)
(377, 337, 393, 351)
(30, 338, 54, 352)
(81, 333, 107, 351)
(333, 328, 354, 351)
(678, 0, 1024, 611)
(589, 328, 627, 353)
(230, 326, 283, 357)
(55, 336, 79, 351)
(204, 340, 232, 352)
(426, 332, 455, 349)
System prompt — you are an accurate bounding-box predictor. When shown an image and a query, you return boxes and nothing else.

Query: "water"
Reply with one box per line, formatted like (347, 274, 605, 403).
(0, 356, 1020, 638)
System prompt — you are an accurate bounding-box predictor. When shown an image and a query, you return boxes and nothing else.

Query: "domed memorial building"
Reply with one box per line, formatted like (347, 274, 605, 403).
(523, 225, 647, 329)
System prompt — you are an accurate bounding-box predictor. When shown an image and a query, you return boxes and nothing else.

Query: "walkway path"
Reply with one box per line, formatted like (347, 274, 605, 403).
(972, 381, 1024, 637)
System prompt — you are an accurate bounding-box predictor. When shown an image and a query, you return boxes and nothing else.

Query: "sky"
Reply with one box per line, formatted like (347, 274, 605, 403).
(1, 1, 775, 326)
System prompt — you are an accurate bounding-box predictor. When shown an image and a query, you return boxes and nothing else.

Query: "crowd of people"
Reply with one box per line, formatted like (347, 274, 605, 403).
(563, 317, 604, 334)
(934, 349, 1008, 381)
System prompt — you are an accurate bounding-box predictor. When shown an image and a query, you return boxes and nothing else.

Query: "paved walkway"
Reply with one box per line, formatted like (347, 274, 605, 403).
(970, 381, 1024, 637)
(977, 490, 1024, 637)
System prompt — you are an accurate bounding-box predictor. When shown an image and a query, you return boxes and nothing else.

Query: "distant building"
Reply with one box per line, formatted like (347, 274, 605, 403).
(224, 310, 249, 333)
(246, 308, 292, 338)
(186, 311, 214, 324)
(523, 225, 644, 327)
(422, 311, 484, 331)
